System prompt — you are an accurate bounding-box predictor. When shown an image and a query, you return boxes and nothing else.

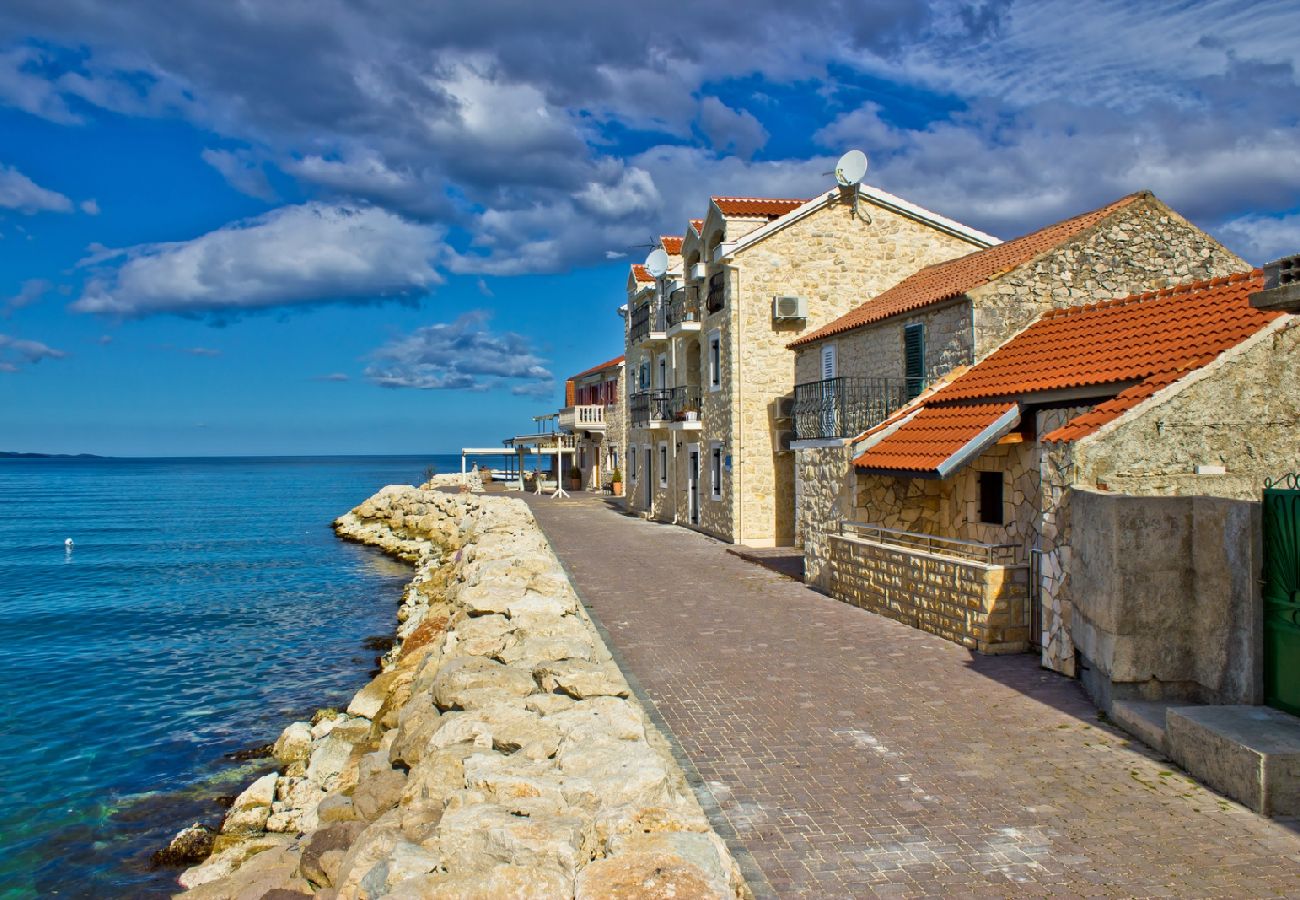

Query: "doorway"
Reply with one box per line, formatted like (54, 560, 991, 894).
(645, 448, 653, 509)
(687, 444, 700, 526)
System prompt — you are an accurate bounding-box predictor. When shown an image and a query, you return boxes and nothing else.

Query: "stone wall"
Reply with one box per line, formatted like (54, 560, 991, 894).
(175, 486, 748, 899)
(826, 533, 1030, 653)
(968, 195, 1248, 357)
(794, 441, 857, 588)
(1066, 489, 1263, 711)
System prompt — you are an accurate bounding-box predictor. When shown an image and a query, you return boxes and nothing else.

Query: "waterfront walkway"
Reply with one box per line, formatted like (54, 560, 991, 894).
(520, 492, 1300, 898)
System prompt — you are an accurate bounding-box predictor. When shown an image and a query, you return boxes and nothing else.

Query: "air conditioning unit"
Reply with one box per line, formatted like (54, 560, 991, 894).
(773, 295, 807, 321)
(690, 263, 707, 281)
(774, 397, 795, 421)
(772, 428, 795, 452)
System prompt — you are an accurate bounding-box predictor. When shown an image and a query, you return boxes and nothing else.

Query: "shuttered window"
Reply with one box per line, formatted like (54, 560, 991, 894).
(821, 343, 836, 380)
(904, 323, 925, 399)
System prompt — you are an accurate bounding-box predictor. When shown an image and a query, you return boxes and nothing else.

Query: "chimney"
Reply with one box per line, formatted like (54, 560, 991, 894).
(1250, 254, 1300, 313)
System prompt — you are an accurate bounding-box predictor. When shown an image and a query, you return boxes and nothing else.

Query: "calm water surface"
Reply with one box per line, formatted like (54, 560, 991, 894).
(0, 455, 468, 898)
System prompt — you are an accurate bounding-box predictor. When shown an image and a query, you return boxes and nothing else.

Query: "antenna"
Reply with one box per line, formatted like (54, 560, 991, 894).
(645, 248, 669, 279)
(833, 149, 870, 222)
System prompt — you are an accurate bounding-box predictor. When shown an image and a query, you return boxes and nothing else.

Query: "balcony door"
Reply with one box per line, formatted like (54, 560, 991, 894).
(645, 448, 653, 508)
(820, 343, 838, 436)
(686, 444, 700, 526)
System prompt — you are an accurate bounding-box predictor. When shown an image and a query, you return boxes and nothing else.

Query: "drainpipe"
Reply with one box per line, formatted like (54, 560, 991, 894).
(721, 261, 743, 544)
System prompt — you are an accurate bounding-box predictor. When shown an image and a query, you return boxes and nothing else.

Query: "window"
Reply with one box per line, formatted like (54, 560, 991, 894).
(629, 445, 637, 479)
(708, 330, 722, 391)
(710, 442, 723, 500)
(658, 442, 668, 488)
(978, 470, 1004, 525)
(904, 323, 925, 399)
(821, 342, 837, 380)
(639, 362, 650, 390)
(609, 446, 619, 472)
(657, 354, 668, 389)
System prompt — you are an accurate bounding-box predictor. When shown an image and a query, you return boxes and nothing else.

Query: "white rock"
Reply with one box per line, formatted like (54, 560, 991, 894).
(272, 721, 313, 764)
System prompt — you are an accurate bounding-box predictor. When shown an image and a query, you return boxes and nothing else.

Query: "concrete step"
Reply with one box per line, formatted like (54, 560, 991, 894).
(1111, 699, 1173, 754)
(1166, 705, 1300, 817)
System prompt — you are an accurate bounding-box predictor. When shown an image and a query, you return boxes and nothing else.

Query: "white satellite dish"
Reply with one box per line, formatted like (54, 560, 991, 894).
(835, 149, 868, 187)
(645, 248, 669, 278)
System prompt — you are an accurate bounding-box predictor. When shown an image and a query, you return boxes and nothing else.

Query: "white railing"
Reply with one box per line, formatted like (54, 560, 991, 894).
(559, 405, 606, 431)
(839, 521, 1020, 566)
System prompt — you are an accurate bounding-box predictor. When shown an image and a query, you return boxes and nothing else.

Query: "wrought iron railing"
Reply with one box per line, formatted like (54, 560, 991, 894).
(630, 389, 672, 426)
(793, 376, 913, 440)
(667, 286, 701, 326)
(839, 521, 1020, 566)
(630, 298, 666, 344)
(706, 272, 725, 314)
(668, 385, 702, 421)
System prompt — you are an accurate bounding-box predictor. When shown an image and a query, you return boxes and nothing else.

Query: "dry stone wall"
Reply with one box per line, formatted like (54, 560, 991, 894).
(174, 485, 747, 899)
(794, 442, 856, 588)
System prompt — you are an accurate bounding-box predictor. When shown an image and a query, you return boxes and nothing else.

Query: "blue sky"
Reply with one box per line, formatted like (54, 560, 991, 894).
(1, 1, 1297, 455)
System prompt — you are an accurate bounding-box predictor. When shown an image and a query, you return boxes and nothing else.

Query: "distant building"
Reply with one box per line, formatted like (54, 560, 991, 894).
(559, 355, 625, 490)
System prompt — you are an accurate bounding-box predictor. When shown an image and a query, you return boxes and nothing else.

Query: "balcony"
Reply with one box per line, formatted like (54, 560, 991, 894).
(666, 286, 701, 333)
(629, 298, 667, 346)
(630, 385, 703, 429)
(792, 376, 915, 441)
(559, 404, 606, 433)
(705, 272, 725, 314)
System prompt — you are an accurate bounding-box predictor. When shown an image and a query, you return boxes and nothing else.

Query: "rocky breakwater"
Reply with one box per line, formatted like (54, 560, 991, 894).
(174, 484, 748, 899)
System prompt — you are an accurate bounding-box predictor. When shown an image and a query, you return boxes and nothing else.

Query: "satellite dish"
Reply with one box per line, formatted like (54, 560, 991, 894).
(835, 149, 868, 187)
(645, 248, 669, 278)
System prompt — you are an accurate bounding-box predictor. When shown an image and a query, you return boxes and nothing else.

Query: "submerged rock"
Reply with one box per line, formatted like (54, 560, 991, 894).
(151, 823, 216, 868)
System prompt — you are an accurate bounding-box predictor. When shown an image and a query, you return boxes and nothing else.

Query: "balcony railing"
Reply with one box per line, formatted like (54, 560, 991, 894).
(559, 404, 606, 432)
(667, 286, 701, 327)
(792, 376, 914, 441)
(840, 521, 1020, 566)
(629, 298, 666, 345)
(630, 385, 702, 427)
(706, 272, 725, 314)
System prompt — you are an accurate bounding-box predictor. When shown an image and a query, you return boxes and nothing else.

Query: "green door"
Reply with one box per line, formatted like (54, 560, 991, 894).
(1263, 477, 1300, 715)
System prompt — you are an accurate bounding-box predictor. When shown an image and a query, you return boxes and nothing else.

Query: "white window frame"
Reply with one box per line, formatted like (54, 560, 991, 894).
(658, 441, 669, 488)
(710, 441, 723, 500)
(707, 329, 722, 392)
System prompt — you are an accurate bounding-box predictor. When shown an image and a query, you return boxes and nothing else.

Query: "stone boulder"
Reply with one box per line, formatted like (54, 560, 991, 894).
(432, 656, 536, 710)
(436, 802, 586, 879)
(272, 722, 313, 765)
(222, 773, 278, 835)
(536, 659, 630, 700)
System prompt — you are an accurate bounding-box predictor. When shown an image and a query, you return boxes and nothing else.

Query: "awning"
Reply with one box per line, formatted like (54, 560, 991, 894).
(853, 402, 1020, 478)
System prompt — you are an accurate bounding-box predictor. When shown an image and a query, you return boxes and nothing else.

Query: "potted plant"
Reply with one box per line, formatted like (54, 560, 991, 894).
(610, 466, 624, 496)
(567, 465, 584, 490)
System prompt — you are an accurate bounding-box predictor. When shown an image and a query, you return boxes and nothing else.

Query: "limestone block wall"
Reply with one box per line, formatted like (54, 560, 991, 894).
(1071, 319, 1300, 500)
(724, 198, 986, 547)
(968, 196, 1248, 357)
(827, 534, 1031, 653)
(794, 442, 857, 588)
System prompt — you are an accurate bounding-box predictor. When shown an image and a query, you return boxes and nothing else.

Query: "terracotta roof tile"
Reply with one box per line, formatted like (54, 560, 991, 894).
(631, 264, 654, 284)
(711, 196, 807, 218)
(569, 354, 625, 381)
(853, 403, 1018, 473)
(689, 219, 704, 234)
(791, 192, 1147, 347)
(854, 270, 1277, 472)
(661, 236, 683, 255)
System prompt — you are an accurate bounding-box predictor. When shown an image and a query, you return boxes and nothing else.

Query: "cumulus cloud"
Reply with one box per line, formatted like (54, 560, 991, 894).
(2, 277, 50, 316)
(71, 202, 444, 317)
(0, 332, 65, 372)
(697, 97, 769, 160)
(1217, 214, 1300, 265)
(365, 311, 553, 393)
(0, 162, 72, 213)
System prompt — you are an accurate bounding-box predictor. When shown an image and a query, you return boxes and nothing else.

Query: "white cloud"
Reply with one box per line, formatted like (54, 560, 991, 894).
(0, 332, 65, 372)
(1217, 213, 1300, 266)
(697, 97, 769, 160)
(365, 311, 553, 392)
(2, 277, 50, 317)
(313, 372, 349, 382)
(0, 163, 73, 213)
(80, 198, 100, 215)
(201, 148, 275, 201)
(71, 202, 445, 316)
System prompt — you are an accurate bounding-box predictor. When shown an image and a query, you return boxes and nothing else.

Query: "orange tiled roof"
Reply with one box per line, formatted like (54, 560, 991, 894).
(854, 403, 1018, 473)
(791, 192, 1147, 348)
(569, 355, 624, 381)
(661, 236, 683, 255)
(854, 270, 1277, 473)
(688, 219, 704, 234)
(711, 197, 807, 218)
(631, 264, 654, 284)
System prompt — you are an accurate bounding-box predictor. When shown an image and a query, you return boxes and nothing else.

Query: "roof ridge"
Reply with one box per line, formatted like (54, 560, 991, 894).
(710, 195, 807, 203)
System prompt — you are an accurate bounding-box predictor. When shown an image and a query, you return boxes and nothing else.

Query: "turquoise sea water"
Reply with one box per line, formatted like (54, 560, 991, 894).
(0, 455, 475, 898)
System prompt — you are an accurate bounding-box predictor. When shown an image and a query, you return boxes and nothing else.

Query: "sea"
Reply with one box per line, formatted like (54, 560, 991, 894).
(0, 454, 496, 898)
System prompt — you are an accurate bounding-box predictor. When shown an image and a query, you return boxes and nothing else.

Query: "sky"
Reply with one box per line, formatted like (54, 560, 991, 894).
(0, 0, 1297, 456)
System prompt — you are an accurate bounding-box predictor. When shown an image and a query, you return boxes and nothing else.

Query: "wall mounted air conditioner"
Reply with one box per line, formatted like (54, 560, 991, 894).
(690, 263, 707, 281)
(773, 295, 808, 321)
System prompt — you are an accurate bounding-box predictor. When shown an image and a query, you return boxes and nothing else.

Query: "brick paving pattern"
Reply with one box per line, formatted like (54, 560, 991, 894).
(522, 493, 1300, 898)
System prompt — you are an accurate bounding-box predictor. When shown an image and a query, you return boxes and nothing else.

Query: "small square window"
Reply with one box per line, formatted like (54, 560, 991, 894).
(978, 470, 1004, 525)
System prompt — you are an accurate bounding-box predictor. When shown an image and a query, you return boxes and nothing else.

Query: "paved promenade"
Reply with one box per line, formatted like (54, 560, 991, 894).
(520, 492, 1300, 898)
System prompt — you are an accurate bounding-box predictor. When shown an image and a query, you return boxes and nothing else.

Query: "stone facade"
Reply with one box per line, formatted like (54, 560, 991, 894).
(627, 191, 991, 546)
(826, 533, 1030, 653)
(566, 362, 625, 492)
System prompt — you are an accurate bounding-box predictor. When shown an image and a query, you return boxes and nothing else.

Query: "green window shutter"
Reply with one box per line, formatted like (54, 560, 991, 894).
(904, 323, 925, 399)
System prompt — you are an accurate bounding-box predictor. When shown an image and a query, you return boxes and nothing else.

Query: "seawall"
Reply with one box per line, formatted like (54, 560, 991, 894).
(173, 484, 748, 898)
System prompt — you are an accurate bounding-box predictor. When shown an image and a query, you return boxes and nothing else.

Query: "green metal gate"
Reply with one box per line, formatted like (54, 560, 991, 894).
(1263, 474, 1300, 715)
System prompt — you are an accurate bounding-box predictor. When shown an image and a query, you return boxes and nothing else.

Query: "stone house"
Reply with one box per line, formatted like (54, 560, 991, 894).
(559, 355, 625, 490)
(828, 270, 1298, 697)
(623, 186, 998, 546)
(788, 191, 1248, 586)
